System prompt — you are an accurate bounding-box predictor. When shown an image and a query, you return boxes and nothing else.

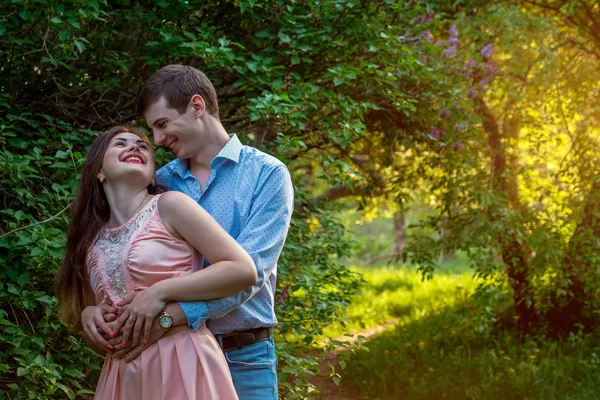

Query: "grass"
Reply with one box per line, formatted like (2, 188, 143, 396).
(334, 256, 600, 399)
(323, 253, 478, 339)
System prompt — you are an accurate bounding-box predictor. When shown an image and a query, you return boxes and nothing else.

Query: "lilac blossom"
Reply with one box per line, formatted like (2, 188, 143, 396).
(414, 15, 426, 25)
(442, 46, 457, 58)
(431, 127, 444, 139)
(414, 12, 436, 25)
(439, 108, 452, 119)
(418, 30, 433, 43)
(276, 284, 290, 306)
(452, 141, 465, 152)
(487, 63, 499, 76)
(447, 37, 460, 47)
(449, 25, 458, 38)
(453, 122, 468, 132)
(481, 44, 493, 59)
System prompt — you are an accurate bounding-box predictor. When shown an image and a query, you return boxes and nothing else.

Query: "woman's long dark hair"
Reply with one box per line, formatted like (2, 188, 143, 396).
(55, 126, 162, 331)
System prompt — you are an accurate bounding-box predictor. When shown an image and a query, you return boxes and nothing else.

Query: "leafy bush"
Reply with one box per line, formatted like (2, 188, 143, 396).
(1, 0, 455, 397)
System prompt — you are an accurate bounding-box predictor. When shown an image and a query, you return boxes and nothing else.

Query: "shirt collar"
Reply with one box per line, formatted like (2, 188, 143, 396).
(172, 158, 189, 178)
(213, 134, 242, 165)
(172, 134, 242, 177)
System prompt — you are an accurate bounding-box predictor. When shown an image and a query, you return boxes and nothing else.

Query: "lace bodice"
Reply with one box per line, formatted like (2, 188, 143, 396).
(90, 196, 159, 303)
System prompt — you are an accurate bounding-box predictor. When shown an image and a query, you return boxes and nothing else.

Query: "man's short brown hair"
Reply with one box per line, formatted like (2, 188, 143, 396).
(138, 65, 219, 118)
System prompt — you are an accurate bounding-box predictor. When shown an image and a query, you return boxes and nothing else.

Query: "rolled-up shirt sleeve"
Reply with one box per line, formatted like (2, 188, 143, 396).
(179, 165, 294, 330)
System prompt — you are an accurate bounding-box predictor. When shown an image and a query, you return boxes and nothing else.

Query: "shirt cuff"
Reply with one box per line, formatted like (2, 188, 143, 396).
(178, 301, 209, 331)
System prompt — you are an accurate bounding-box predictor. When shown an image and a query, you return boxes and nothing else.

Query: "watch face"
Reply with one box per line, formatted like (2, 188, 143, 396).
(159, 315, 172, 328)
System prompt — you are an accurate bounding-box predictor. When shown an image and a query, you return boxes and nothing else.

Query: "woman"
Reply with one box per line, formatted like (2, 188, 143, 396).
(55, 126, 256, 399)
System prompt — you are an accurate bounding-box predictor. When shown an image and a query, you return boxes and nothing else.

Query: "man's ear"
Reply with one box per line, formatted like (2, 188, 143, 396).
(189, 95, 206, 118)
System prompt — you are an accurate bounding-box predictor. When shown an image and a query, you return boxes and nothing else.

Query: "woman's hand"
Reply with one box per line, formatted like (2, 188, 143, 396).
(113, 285, 167, 347)
(81, 304, 118, 352)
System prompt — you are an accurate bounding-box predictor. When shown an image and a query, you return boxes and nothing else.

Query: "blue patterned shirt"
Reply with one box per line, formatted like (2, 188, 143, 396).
(156, 134, 294, 335)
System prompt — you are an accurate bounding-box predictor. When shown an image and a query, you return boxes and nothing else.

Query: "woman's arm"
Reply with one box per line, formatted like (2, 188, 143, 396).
(118, 191, 257, 347)
(154, 191, 257, 300)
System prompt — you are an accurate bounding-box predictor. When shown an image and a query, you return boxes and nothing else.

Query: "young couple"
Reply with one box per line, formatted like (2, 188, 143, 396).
(55, 65, 294, 399)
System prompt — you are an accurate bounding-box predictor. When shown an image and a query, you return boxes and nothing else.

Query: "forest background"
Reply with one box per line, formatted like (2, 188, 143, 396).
(1, 0, 600, 399)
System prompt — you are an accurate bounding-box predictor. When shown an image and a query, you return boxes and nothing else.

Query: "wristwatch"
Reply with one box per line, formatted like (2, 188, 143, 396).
(157, 311, 173, 329)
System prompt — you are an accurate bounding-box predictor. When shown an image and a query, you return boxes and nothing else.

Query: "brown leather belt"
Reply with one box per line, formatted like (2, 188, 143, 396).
(216, 327, 273, 353)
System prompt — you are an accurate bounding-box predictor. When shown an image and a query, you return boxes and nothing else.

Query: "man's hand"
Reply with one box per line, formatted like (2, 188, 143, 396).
(81, 304, 118, 352)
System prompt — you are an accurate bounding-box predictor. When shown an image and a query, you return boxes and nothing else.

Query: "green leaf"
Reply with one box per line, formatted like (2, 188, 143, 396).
(65, 367, 85, 378)
(56, 383, 75, 400)
(30, 247, 44, 257)
(73, 39, 86, 53)
(51, 17, 63, 24)
(17, 367, 28, 377)
(297, 43, 312, 51)
(59, 31, 71, 41)
(247, 62, 258, 73)
(278, 32, 291, 44)
(55, 150, 69, 159)
(282, 365, 299, 374)
(31, 336, 45, 347)
(17, 271, 29, 286)
(36, 295, 54, 304)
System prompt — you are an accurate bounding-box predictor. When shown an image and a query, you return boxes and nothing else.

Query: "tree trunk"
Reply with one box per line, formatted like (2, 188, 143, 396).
(477, 98, 537, 333)
(548, 178, 600, 333)
(439, 211, 456, 262)
(393, 211, 406, 258)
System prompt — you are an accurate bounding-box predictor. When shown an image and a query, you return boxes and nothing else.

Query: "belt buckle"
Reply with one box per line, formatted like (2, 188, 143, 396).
(233, 333, 243, 350)
(221, 332, 244, 351)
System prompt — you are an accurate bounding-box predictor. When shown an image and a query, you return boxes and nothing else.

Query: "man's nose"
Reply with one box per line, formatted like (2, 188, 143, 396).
(153, 130, 165, 145)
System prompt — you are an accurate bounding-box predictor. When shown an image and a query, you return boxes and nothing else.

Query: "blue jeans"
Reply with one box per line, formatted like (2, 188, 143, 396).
(224, 337, 278, 400)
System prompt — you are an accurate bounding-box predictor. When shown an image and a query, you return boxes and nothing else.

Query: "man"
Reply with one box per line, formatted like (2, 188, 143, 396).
(81, 65, 293, 399)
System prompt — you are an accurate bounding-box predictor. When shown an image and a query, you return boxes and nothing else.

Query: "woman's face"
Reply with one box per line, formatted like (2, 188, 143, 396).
(100, 132, 155, 186)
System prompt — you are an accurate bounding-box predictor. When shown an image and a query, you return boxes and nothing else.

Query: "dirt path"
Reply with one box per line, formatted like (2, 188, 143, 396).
(309, 319, 399, 399)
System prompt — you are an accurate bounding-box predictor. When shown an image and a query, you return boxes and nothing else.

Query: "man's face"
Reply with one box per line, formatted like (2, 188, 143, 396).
(144, 96, 204, 160)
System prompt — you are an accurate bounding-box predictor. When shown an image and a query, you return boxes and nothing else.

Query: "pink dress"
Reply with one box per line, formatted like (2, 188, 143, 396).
(87, 194, 238, 400)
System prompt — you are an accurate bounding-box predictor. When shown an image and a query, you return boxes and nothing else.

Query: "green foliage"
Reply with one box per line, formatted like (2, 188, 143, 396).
(1, 0, 467, 397)
(3, 0, 599, 397)
(340, 262, 600, 400)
